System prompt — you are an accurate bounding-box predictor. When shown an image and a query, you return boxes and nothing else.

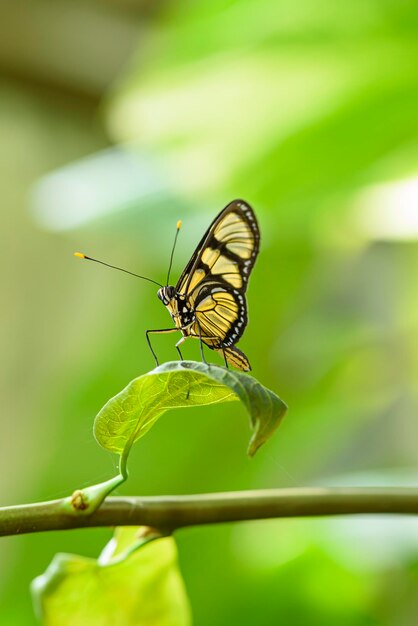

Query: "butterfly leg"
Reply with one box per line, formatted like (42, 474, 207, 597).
(222, 348, 229, 369)
(195, 322, 209, 365)
(145, 328, 178, 366)
(175, 336, 186, 361)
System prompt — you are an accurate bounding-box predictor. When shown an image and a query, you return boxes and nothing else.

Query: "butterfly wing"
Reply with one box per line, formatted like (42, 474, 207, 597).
(215, 345, 251, 371)
(176, 199, 259, 296)
(176, 200, 259, 369)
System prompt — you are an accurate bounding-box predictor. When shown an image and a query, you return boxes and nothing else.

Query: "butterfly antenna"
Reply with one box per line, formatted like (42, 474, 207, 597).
(74, 252, 163, 288)
(166, 220, 182, 286)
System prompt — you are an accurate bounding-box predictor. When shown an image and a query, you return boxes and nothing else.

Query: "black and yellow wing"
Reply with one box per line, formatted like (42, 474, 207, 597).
(176, 199, 260, 370)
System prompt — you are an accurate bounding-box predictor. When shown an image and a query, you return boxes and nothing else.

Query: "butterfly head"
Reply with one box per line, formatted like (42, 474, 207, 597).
(157, 285, 177, 306)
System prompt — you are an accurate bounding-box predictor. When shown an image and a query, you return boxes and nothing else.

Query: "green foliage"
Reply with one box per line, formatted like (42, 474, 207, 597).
(94, 361, 287, 460)
(27, 364, 286, 624)
(31, 528, 192, 626)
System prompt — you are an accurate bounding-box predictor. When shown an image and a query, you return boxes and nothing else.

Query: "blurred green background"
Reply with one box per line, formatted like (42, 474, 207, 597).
(1, 0, 418, 624)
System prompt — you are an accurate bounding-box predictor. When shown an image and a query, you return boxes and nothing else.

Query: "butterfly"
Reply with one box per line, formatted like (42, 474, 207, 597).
(148, 200, 260, 371)
(75, 200, 259, 371)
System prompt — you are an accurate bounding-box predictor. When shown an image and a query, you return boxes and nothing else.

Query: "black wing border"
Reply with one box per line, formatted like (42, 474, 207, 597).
(176, 199, 260, 297)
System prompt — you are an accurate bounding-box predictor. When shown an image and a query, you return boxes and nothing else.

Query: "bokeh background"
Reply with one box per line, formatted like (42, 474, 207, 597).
(1, 1, 418, 624)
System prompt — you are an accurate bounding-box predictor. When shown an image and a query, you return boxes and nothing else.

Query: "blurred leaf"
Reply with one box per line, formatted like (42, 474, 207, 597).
(94, 361, 287, 458)
(31, 528, 191, 626)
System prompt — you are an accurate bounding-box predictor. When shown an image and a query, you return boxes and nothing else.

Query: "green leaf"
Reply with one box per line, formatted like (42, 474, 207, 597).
(94, 361, 287, 459)
(31, 528, 192, 626)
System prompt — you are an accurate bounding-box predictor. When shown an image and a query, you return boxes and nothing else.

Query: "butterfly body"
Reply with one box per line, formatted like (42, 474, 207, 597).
(151, 200, 260, 372)
(157, 287, 196, 329)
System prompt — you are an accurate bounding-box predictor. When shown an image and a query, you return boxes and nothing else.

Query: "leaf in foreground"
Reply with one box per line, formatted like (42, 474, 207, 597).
(31, 527, 191, 626)
(94, 361, 287, 459)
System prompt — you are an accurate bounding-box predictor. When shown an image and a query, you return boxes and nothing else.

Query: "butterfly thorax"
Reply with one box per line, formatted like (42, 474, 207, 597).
(157, 286, 195, 329)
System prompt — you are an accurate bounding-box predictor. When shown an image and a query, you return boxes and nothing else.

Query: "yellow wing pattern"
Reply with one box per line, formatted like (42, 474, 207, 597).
(176, 200, 259, 370)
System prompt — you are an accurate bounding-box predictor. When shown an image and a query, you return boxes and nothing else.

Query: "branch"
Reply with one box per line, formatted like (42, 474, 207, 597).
(1, 487, 418, 537)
